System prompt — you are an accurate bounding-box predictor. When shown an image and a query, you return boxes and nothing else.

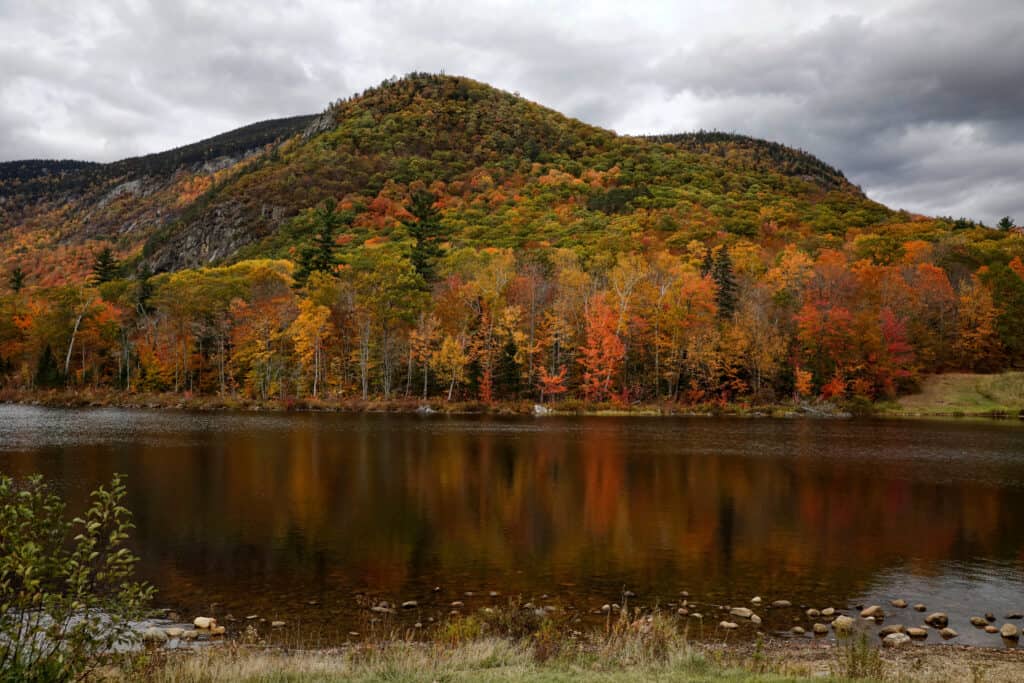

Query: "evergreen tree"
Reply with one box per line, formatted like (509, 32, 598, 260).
(295, 200, 349, 285)
(700, 250, 714, 277)
(91, 247, 119, 284)
(997, 216, 1016, 231)
(402, 190, 448, 283)
(7, 266, 25, 293)
(712, 248, 737, 319)
(35, 344, 62, 388)
(495, 337, 521, 399)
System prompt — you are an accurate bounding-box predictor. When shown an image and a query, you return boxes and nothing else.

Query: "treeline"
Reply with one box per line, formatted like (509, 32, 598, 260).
(2, 204, 1023, 406)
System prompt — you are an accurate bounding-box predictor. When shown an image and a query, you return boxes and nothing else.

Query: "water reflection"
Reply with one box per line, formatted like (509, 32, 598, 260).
(1, 407, 1023, 644)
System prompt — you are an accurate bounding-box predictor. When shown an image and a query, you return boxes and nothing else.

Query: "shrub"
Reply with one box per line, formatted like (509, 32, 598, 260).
(0, 474, 154, 681)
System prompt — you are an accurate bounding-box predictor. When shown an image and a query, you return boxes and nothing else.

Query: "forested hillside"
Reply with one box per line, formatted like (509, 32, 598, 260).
(1, 73, 1022, 407)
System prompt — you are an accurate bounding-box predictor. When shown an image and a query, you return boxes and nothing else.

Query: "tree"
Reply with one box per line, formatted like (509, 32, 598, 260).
(537, 365, 567, 403)
(402, 190, 448, 283)
(954, 274, 1003, 371)
(997, 216, 1015, 231)
(7, 267, 25, 294)
(578, 295, 625, 402)
(712, 247, 737, 319)
(90, 247, 119, 285)
(289, 299, 333, 397)
(432, 334, 467, 401)
(0, 474, 153, 681)
(295, 200, 349, 285)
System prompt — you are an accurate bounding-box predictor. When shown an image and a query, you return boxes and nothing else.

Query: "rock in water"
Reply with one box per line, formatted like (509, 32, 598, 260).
(970, 616, 988, 627)
(812, 623, 829, 635)
(879, 625, 904, 637)
(402, 600, 418, 608)
(940, 628, 958, 640)
(890, 599, 908, 608)
(719, 621, 739, 630)
(729, 607, 753, 619)
(883, 632, 911, 647)
(791, 626, 805, 635)
(860, 605, 884, 618)
(806, 608, 821, 618)
(271, 620, 286, 628)
(771, 600, 792, 608)
(1000, 623, 1020, 640)
(912, 603, 926, 612)
(985, 625, 999, 634)
(193, 616, 215, 629)
(924, 612, 948, 628)
(751, 614, 762, 625)
(165, 627, 185, 638)
(821, 607, 836, 617)
(906, 627, 928, 639)
(832, 615, 855, 634)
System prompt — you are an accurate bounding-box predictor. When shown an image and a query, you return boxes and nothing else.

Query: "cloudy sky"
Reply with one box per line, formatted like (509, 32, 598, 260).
(2, 0, 1022, 223)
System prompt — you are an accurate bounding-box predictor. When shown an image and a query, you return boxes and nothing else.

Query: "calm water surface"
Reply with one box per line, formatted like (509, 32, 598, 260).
(2, 405, 1023, 646)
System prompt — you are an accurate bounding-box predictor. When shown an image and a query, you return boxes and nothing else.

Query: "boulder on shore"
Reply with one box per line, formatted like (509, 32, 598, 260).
(1000, 623, 1020, 640)
(832, 615, 855, 634)
(193, 616, 216, 629)
(906, 627, 928, 639)
(883, 632, 911, 648)
(142, 627, 168, 644)
(924, 612, 948, 628)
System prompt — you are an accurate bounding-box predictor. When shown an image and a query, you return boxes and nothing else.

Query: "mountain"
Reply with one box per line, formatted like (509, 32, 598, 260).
(2, 73, 896, 283)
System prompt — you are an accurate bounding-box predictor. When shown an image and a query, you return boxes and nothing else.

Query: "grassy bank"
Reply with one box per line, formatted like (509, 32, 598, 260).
(108, 624, 1024, 683)
(0, 387, 846, 419)
(887, 372, 1024, 418)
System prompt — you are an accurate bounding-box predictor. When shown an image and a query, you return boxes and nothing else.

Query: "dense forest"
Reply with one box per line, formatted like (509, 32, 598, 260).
(1, 74, 1022, 407)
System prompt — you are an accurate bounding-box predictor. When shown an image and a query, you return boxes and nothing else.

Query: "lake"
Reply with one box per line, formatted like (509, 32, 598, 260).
(2, 405, 1023, 646)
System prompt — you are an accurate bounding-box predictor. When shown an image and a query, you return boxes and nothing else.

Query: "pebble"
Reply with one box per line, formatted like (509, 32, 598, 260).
(245, 615, 259, 620)
(451, 601, 465, 607)
(271, 621, 285, 628)
(193, 617, 215, 629)
(1008, 612, 1024, 620)
(940, 628, 958, 640)
(729, 607, 753, 619)
(913, 603, 927, 612)
(879, 625, 904, 637)
(985, 625, 999, 634)
(211, 626, 226, 636)
(924, 612, 948, 628)
(602, 604, 611, 612)
(401, 600, 418, 609)
(719, 621, 739, 630)
(806, 608, 821, 618)
(677, 607, 688, 616)
(690, 613, 703, 619)
(165, 628, 185, 638)
(970, 616, 988, 627)
(822, 607, 836, 617)
(791, 626, 805, 635)
(986, 613, 996, 622)
(906, 627, 928, 639)
(890, 599, 908, 608)
(860, 605, 884, 619)
(751, 614, 762, 626)
(751, 596, 762, 604)
(771, 600, 792, 608)
(812, 623, 829, 635)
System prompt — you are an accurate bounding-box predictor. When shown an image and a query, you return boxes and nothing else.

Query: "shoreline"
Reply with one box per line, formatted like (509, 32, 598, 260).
(112, 622, 1024, 682)
(3, 388, 1022, 422)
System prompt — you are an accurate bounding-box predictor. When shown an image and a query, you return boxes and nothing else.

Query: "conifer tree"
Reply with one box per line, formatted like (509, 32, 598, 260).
(91, 247, 119, 284)
(7, 266, 25, 293)
(295, 200, 349, 285)
(402, 190, 448, 283)
(712, 248, 737, 319)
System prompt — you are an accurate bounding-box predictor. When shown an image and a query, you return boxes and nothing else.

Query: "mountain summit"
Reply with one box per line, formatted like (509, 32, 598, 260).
(2, 73, 905, 281)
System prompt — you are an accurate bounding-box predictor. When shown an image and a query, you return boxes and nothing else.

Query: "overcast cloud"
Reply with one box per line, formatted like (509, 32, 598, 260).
(1, 0, 1022, 223)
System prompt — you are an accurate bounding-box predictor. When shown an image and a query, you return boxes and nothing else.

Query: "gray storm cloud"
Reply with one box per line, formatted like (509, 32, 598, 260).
(0, 0, 1021, 224)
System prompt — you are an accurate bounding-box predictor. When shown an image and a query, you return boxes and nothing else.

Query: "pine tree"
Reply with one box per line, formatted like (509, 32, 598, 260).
(495, 336, 521, 399)
(295, 200, 349, 285)
(35, 344, 62, 387)
(91, 247, 119, 284)
(997, 216, 1016, 231)
(402, 190, 448, 283)
(7, 266, 25, 293)
(712, 248, 737, 319)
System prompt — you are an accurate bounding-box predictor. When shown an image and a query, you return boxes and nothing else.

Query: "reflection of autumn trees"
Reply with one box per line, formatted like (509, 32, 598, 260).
(4, 415, 1023, 611)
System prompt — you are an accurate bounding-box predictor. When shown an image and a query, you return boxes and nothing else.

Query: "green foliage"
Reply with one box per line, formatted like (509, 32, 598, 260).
(997, 216, 1015, 231)
(6, 268, 24, 294)
(402, 190, 448, 283)
(90, 248, 119, 285)
(294, 200, 350, 286)
(0, 474, 154, 682)
(712, 248, 737, 319)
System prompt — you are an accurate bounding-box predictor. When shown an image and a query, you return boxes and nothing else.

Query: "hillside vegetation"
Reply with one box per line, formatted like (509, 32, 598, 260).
(1, 73, 1022, 407)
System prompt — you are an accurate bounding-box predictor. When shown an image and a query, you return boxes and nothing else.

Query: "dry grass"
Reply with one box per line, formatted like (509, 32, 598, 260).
(893, 371, 1024, 416)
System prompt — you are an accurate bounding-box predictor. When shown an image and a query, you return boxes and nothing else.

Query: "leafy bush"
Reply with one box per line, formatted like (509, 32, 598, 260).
(0, 474, 154, 681)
